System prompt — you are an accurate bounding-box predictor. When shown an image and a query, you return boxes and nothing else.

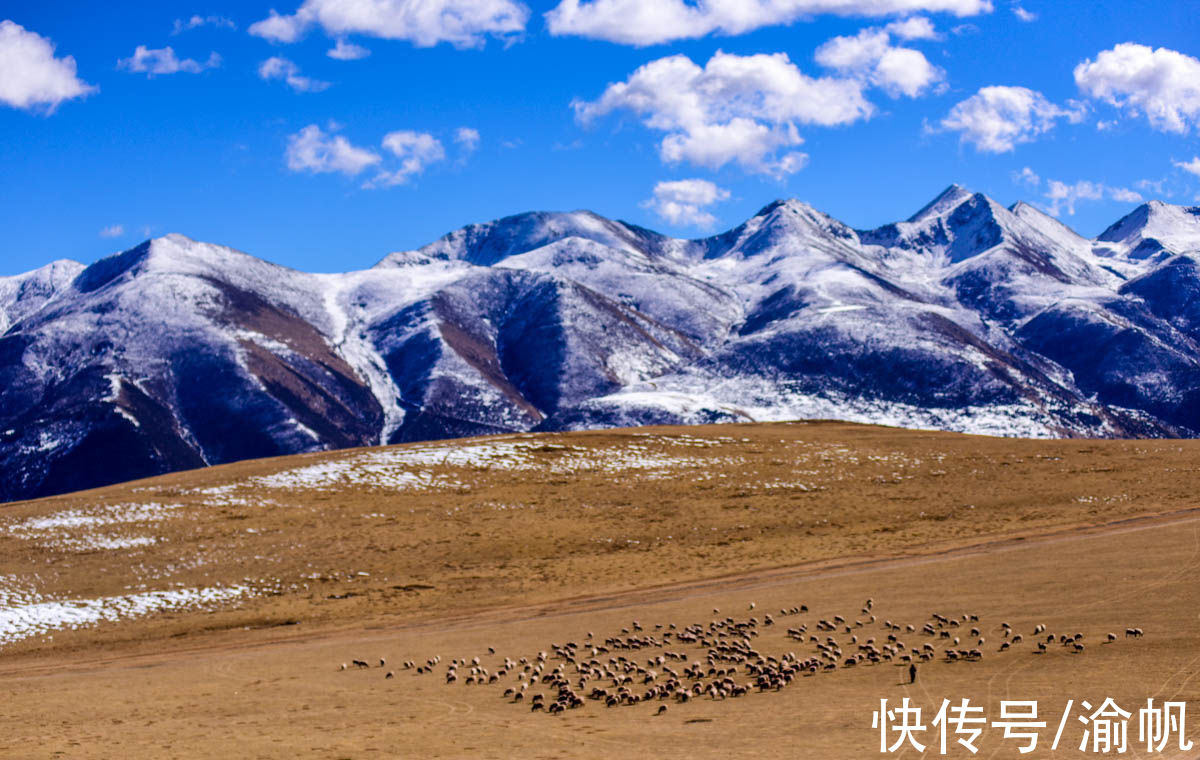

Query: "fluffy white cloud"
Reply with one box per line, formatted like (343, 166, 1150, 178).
(327, 38, 370, 59)
(574, 51, 871, 176)
(1075, 43, 1200, 134)
(249, 11, 308, 43)
(1044, 179, 1142, 216)
(454, 126, 480, 154)
(1174, 157, 1200, 178)
(641, 178, 730, 228)
(1012, 166, 1039, 186)
(258, 56, 330, 92)
(936, 86, 1084, 152)
(250, 0, 529, 48)
(172, 15, 236, 34)
(286, 124, 381, 175)
(814, 27, 943, 98)
(99, 224, 124, 238)
(884, 16, 940, 40)
(1011, 5, 1035, 21)
(545, 0, 990, 46)
(0, 21, 96, 112)
(369, 130, 446, 186)
(118, 46, 220, 75)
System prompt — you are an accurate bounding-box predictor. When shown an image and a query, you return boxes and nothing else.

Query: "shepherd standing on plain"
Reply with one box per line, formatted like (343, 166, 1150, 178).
(909, 663, 917, 684)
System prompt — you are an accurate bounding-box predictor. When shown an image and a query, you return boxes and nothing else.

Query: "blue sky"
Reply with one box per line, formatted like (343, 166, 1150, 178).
(3, 0, 1200, 276)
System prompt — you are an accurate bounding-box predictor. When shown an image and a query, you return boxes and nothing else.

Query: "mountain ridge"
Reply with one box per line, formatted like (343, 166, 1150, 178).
(4, 186, 1200, 501)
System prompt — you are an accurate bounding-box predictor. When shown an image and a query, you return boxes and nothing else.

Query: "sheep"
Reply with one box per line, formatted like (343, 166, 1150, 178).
(656, 704, 668, 715)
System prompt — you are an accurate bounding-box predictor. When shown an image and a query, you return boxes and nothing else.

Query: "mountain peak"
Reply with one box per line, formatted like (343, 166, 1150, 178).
(377, 208, 659, 269)
(908, 184, 974, 223)
(1096, 199, 1200, 260)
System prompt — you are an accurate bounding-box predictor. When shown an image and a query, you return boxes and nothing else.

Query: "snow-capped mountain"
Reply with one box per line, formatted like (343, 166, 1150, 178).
(4, 186, 1200, 501)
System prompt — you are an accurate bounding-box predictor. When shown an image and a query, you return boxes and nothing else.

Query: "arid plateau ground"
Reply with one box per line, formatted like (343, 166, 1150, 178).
(1, 421, 1198, 758)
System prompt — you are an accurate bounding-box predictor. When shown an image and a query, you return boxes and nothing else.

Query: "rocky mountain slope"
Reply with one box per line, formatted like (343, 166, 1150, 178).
(3, 185, 1200, 501)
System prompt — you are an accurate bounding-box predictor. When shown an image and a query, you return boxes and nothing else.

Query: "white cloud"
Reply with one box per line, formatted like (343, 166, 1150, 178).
(545, 0, 991, 46)
(285, 124, 381, 175)
(1075, 43, 1200, 134)
(454, 126, 480, 154)
(118, 46, 220, 75)
(368, 131, 446, 186)
(574, 51, 871, 176)
(250, 0, 529, 48)
(258, 56, 330, 92)
(1136, 178, 1166, 195)
(327, 38, 370, 59)
(815, 27, 943, 98)
(172, 15, 236, 34)
(249, 11, 309, 43)
(1108, 187, 1142, 203)
(1012, 166, 1039, 186)
(1175, 157, 1200, 178)
(99, 224, 124, 238)
(0, 21, 96, 112)
(884, 16, 940, 40)
(936, 85, 1084, 152)
(1011, 5, 1035, 22)
(1044, 179, 1141, 216)
(641, 178, 730, 228)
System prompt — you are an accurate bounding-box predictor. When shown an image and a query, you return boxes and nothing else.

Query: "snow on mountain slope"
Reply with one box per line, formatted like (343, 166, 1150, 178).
(0, 259, 84, 335)
(377, 209, 677, 268)
(4, 186, 1200, 501)
(1094, 201, 1200, 264)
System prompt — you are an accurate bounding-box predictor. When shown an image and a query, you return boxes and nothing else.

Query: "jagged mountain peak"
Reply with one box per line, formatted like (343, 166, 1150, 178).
(907, 183, 974, 223)
(700, 197, 860, 260)
(858, 185, 1010, 263)
(377, 208, 667, 269)
(0, 258, 86, 334)
(1096, 200, 1200, 261)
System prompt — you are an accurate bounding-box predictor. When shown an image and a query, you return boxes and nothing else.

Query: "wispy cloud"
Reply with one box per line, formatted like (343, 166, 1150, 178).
(1043, 179, 1142, 216)
(171, 15, 235, 34)
(327, 38, 369, 60)
(118, 46, 220, 76)
(258, 57, 330, 92)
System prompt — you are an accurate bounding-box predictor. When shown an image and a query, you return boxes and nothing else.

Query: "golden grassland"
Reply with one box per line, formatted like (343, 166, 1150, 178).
(1, 421, 1198, 758)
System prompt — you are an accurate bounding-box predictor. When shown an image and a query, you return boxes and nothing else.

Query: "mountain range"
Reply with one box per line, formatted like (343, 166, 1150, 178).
(4, 184, 1200, 501)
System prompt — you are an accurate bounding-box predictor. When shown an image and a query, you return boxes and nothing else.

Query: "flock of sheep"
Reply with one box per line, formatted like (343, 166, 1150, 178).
(340, 598, 1145, 716)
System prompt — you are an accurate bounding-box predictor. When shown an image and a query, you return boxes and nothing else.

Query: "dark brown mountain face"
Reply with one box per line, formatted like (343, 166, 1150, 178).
(3, 189, 1200, 501)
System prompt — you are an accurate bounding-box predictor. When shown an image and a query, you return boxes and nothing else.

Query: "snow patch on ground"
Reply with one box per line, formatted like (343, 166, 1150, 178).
(3, 502, 181, 553)
(0, 585, 249, 648)
(242, 436, 756, 492)
(9, 503, 181, 532)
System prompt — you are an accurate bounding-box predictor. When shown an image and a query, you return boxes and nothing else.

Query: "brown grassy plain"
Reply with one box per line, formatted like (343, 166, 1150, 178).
(0, 421, 1198, 759)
